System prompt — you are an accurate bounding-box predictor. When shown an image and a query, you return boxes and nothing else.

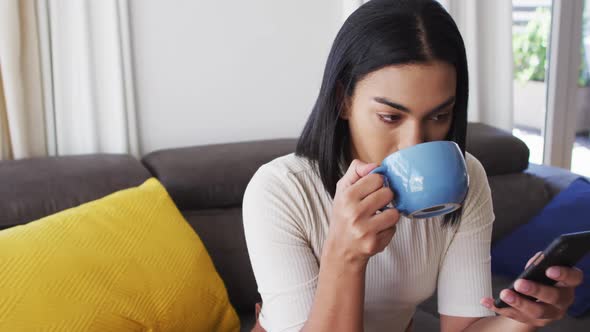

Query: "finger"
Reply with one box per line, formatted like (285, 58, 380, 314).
(480, 297, 529, 323)
(359, 186, 394, 215)
(369, 208, 400, 233)
(376, 225, 397, 249)
(357, 162, 378, 177)
(546, 266, 584, 287)
(338, 160, 378, 189)
(480, 297, 554, 327)
(348, 173, 387, 200)
(514, 279, 574, 309)
(525, 251, 543, 269)
(499, 289, 561, 320)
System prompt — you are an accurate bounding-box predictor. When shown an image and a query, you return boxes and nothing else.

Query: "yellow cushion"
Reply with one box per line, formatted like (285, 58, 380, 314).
(0, 178, 239, 332)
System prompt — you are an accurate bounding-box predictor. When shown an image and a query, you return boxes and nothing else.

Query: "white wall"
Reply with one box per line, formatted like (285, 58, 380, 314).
(129, 0, 342, 154)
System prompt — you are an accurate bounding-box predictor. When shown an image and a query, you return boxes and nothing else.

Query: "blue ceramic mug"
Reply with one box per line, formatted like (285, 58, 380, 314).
(369, 141, 469, 219)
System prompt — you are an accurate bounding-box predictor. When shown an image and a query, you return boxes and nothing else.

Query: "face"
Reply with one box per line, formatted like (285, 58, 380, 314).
(341, 61, 457, 164)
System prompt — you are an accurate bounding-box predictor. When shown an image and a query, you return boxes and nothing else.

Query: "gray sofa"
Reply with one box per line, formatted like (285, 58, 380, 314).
(1, 123, 588, 331)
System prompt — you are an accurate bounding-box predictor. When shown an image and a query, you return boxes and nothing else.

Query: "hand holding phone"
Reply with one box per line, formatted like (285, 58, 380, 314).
(494, 230, 590, 308)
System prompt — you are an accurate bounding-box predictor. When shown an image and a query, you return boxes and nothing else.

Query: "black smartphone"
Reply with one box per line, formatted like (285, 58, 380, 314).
(494, 230, 590, 309)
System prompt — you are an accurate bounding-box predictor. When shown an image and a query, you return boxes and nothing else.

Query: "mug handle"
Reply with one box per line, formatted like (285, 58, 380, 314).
(369, 166, 394, 211)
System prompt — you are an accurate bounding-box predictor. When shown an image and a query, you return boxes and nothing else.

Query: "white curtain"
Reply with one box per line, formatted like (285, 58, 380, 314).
(0, 0, 47, 160)
(440, 0, 514, 131)
(0, 0, 138, 161)
(42, 0, 139, 157)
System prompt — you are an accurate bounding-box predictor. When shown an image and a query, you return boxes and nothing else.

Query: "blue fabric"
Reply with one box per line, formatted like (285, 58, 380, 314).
(491, 178, 590, 317)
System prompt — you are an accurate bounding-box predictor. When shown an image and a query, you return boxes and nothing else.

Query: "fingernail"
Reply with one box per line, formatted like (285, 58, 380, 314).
(480, 301, 491, 309)
(502, 292, 515, 304)
(516, 280, 531, 293)
(547, 267, 561, 278)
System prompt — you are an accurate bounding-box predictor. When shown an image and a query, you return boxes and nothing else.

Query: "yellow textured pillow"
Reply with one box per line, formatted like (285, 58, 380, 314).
(0, 178, 239, 332)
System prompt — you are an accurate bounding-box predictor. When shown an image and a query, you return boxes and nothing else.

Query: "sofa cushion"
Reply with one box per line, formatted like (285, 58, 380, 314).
(412, 309, 442, 332)
(0, 154, 151, 230)
(183, 208, 260, 314)
(466, 123, 529, 176)
(142, 139, 297, 210)
(0, 178, 239, 331)
(488, 172, 552, 243)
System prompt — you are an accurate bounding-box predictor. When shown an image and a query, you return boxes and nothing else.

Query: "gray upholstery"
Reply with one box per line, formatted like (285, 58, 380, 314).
(0, 154, 151, 230)
(142, 139, 297, 210)
(183, 209, 260, 314)
(466, 123, 530, 176)
(412, 309, 442, 332)
(488, 172, 552, 243)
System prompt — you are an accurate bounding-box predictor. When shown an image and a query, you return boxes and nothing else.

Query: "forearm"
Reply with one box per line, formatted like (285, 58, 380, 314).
(302, 250, 367, 332)
(464, 315, 536, 332)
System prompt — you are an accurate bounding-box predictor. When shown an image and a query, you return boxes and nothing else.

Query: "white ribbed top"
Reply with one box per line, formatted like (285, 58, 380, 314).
(243, 152, 495, 332)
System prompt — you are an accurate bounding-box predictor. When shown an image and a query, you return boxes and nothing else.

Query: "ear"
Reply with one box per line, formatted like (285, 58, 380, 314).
(340, 99, 351, 120)
(336, 81, 352, 120)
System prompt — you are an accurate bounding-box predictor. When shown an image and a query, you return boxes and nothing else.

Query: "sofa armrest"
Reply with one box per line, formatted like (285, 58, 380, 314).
(525, 163, 586, 198)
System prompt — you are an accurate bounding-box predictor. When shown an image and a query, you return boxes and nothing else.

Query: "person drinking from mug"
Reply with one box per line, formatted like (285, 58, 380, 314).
(242, 1, 584, 331)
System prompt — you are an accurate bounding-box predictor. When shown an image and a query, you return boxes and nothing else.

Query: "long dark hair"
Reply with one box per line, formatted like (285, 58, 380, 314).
(296, 0, 468, 227)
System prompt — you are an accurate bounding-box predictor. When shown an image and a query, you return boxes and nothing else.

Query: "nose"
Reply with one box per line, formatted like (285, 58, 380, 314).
(397, 121, 425, 150)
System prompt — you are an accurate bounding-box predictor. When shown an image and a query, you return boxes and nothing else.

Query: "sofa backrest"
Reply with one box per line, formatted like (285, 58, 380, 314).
(0, 122, 554, 316)
(0, 154, 151, 230)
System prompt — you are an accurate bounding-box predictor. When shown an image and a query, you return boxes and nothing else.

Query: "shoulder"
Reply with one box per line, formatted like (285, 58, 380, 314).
(465, 152, 488, 183)
(464, 151, 491, 199)
(460, 152, 494, 224)
(243, 153, 320, 228)
(245, 153, 318, 196)
(255, 153, 316, 178)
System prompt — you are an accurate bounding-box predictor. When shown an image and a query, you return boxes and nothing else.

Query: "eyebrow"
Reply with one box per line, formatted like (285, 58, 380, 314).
(373, 96, 456, 115)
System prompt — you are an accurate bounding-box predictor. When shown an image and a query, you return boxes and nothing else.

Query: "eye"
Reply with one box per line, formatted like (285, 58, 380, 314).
(378, 113, 402, 123)
(430, 112, 451, 122)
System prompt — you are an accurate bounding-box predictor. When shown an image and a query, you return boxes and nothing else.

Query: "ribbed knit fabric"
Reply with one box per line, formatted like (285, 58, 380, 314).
(243, 153, 495, 332)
